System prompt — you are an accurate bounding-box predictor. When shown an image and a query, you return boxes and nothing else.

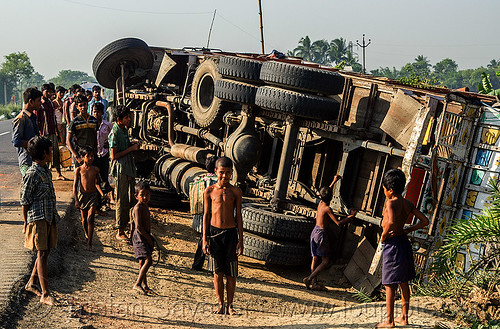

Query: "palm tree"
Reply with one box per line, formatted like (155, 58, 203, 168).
(342, 51, 362, 72)
(327, 38, 349, 65)
(430, 179, 500, 302)
(311, 39, 330, 65)
(293, 36, 313, 61)
(413, 55, 431, 77)
(487, 59, 499, 70)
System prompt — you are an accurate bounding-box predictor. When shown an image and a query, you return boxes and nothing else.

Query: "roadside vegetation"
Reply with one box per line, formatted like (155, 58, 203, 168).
(0, 52, 95, 106)
(0, 103, 21, 120)
(288, 36, 500, 93)
(417, 179, 500, 328)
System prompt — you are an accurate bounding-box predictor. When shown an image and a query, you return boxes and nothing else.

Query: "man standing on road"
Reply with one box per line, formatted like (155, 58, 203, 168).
(109, 105, 139, 241)
(12, 87, 42, 176)
(37, 84, 65, 180)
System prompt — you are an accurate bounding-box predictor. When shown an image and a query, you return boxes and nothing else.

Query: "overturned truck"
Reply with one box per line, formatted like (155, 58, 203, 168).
(93, 38, 499, 279)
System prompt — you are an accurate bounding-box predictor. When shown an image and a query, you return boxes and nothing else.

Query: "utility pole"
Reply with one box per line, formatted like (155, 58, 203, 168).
(356, 34, 371, 74)
(258, 0, 265, 54)
(3, 81, 6, 105)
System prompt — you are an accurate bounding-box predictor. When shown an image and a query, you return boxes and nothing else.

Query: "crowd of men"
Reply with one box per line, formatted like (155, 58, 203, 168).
(12, 83, 113, 207)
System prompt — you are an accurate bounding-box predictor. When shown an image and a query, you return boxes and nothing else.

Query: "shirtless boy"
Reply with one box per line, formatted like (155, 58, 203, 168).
(73, 146, 104, 250)
(303, 174, 357, 291)
(376, 169, 429, 328)
(202, 157, 243, 315)
(131, 181, 156, 295)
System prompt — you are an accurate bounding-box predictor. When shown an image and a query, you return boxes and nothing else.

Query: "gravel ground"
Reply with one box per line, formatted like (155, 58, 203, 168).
(14, 201, 457, 329)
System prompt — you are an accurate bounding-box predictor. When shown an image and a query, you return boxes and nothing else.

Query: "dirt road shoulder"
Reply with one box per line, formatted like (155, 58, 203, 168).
(13, 198, 457, 329)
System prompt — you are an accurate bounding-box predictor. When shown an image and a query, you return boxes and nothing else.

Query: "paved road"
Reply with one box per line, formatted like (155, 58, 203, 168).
(0, 118, 74, 324)
(0, 118, 31, 315)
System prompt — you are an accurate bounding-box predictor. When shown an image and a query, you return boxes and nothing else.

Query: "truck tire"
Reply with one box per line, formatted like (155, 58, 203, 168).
(192, 214, 203, 233)
(243, 232, 310, 266)
(149, 186, 181, 209)
(93, 38, 154, 89)
(260, 61, 344, 95)
(214, 79, 258, 105)
(191, 59, 228, 128)
(255, 86, 340, 120)
(218, 56, 263, 82)
(242, 203, 314, 241)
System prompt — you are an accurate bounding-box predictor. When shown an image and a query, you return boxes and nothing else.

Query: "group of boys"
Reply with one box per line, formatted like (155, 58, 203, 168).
(12, 86, 429, 325)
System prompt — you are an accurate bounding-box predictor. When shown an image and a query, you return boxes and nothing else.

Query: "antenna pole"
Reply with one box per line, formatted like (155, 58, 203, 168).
(206, 9, 217, 49)
(258, 0, 265, 54)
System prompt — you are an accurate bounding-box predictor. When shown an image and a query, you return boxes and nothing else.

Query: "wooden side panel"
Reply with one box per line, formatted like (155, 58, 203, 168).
(368, 91, 393, 133)
(343, 237, 381, 294)
(346, 87, 371, 128)
(380, 89, 424, 146)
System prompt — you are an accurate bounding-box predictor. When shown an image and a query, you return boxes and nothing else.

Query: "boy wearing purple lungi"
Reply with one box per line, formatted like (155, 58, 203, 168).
(303, 175, 357, 291)
(376, 169, 429, 328)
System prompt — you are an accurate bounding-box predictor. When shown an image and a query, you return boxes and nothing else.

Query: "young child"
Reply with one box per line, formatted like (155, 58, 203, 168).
(202, 157, 243, 315)
(376, 169, 429, 328)
(303, 174, 357, 291)
(131, 181, 155, 295)
(73, 146, 104, 250)
(21, 136, 59, 305)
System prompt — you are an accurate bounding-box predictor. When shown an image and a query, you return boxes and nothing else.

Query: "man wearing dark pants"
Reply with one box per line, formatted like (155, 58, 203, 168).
(109, 105, 139, 241)
(92, 102, 113, 210)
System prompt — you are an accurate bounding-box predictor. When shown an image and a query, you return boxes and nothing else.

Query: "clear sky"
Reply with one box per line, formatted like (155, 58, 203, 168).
(0, 0, 497, 80)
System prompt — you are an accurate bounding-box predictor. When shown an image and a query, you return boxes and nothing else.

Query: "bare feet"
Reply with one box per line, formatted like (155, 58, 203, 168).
(133, 285, 146, 294)
(25, 283, 41, 297)
(116, 233, 129, 241)
(227, 304, 240, 316)
(375, 321, 395, 328)
(394, 316, 408, 325)
(40, 294, 56, 306)
(213, 304, 225, 314)
(311, 283, 328, 291)
(143, 287, 158, 296)
(55, 175, 66, 181)
(303, 277, 311, 289)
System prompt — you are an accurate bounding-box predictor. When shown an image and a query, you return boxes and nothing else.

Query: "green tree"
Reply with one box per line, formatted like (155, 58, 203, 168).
(487, 59, 499, 70)
(433, 58, 458, 76)
(49, 70, 94, 88)
(327, 38, 349, 65)
(427, 179, 500, 323)
(0, 52, 34, 84)
(0, 52, 35, 103)
(0, 71, 15, 105)
(22, 72, 45, 88)
(433, 58, 459, 89)
(311, 39, 330, 65)
(412, 55, 432, 77)
(371, 66, 400, 79)
(292, 36, 313, 62)
(343, 51, 362, 72)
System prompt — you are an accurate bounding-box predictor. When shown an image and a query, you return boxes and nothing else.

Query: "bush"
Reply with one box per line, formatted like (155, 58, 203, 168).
(0, 104, 22, 120)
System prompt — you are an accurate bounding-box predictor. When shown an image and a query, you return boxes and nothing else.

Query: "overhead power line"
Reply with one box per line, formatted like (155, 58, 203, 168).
(63, 0, 213, 15)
